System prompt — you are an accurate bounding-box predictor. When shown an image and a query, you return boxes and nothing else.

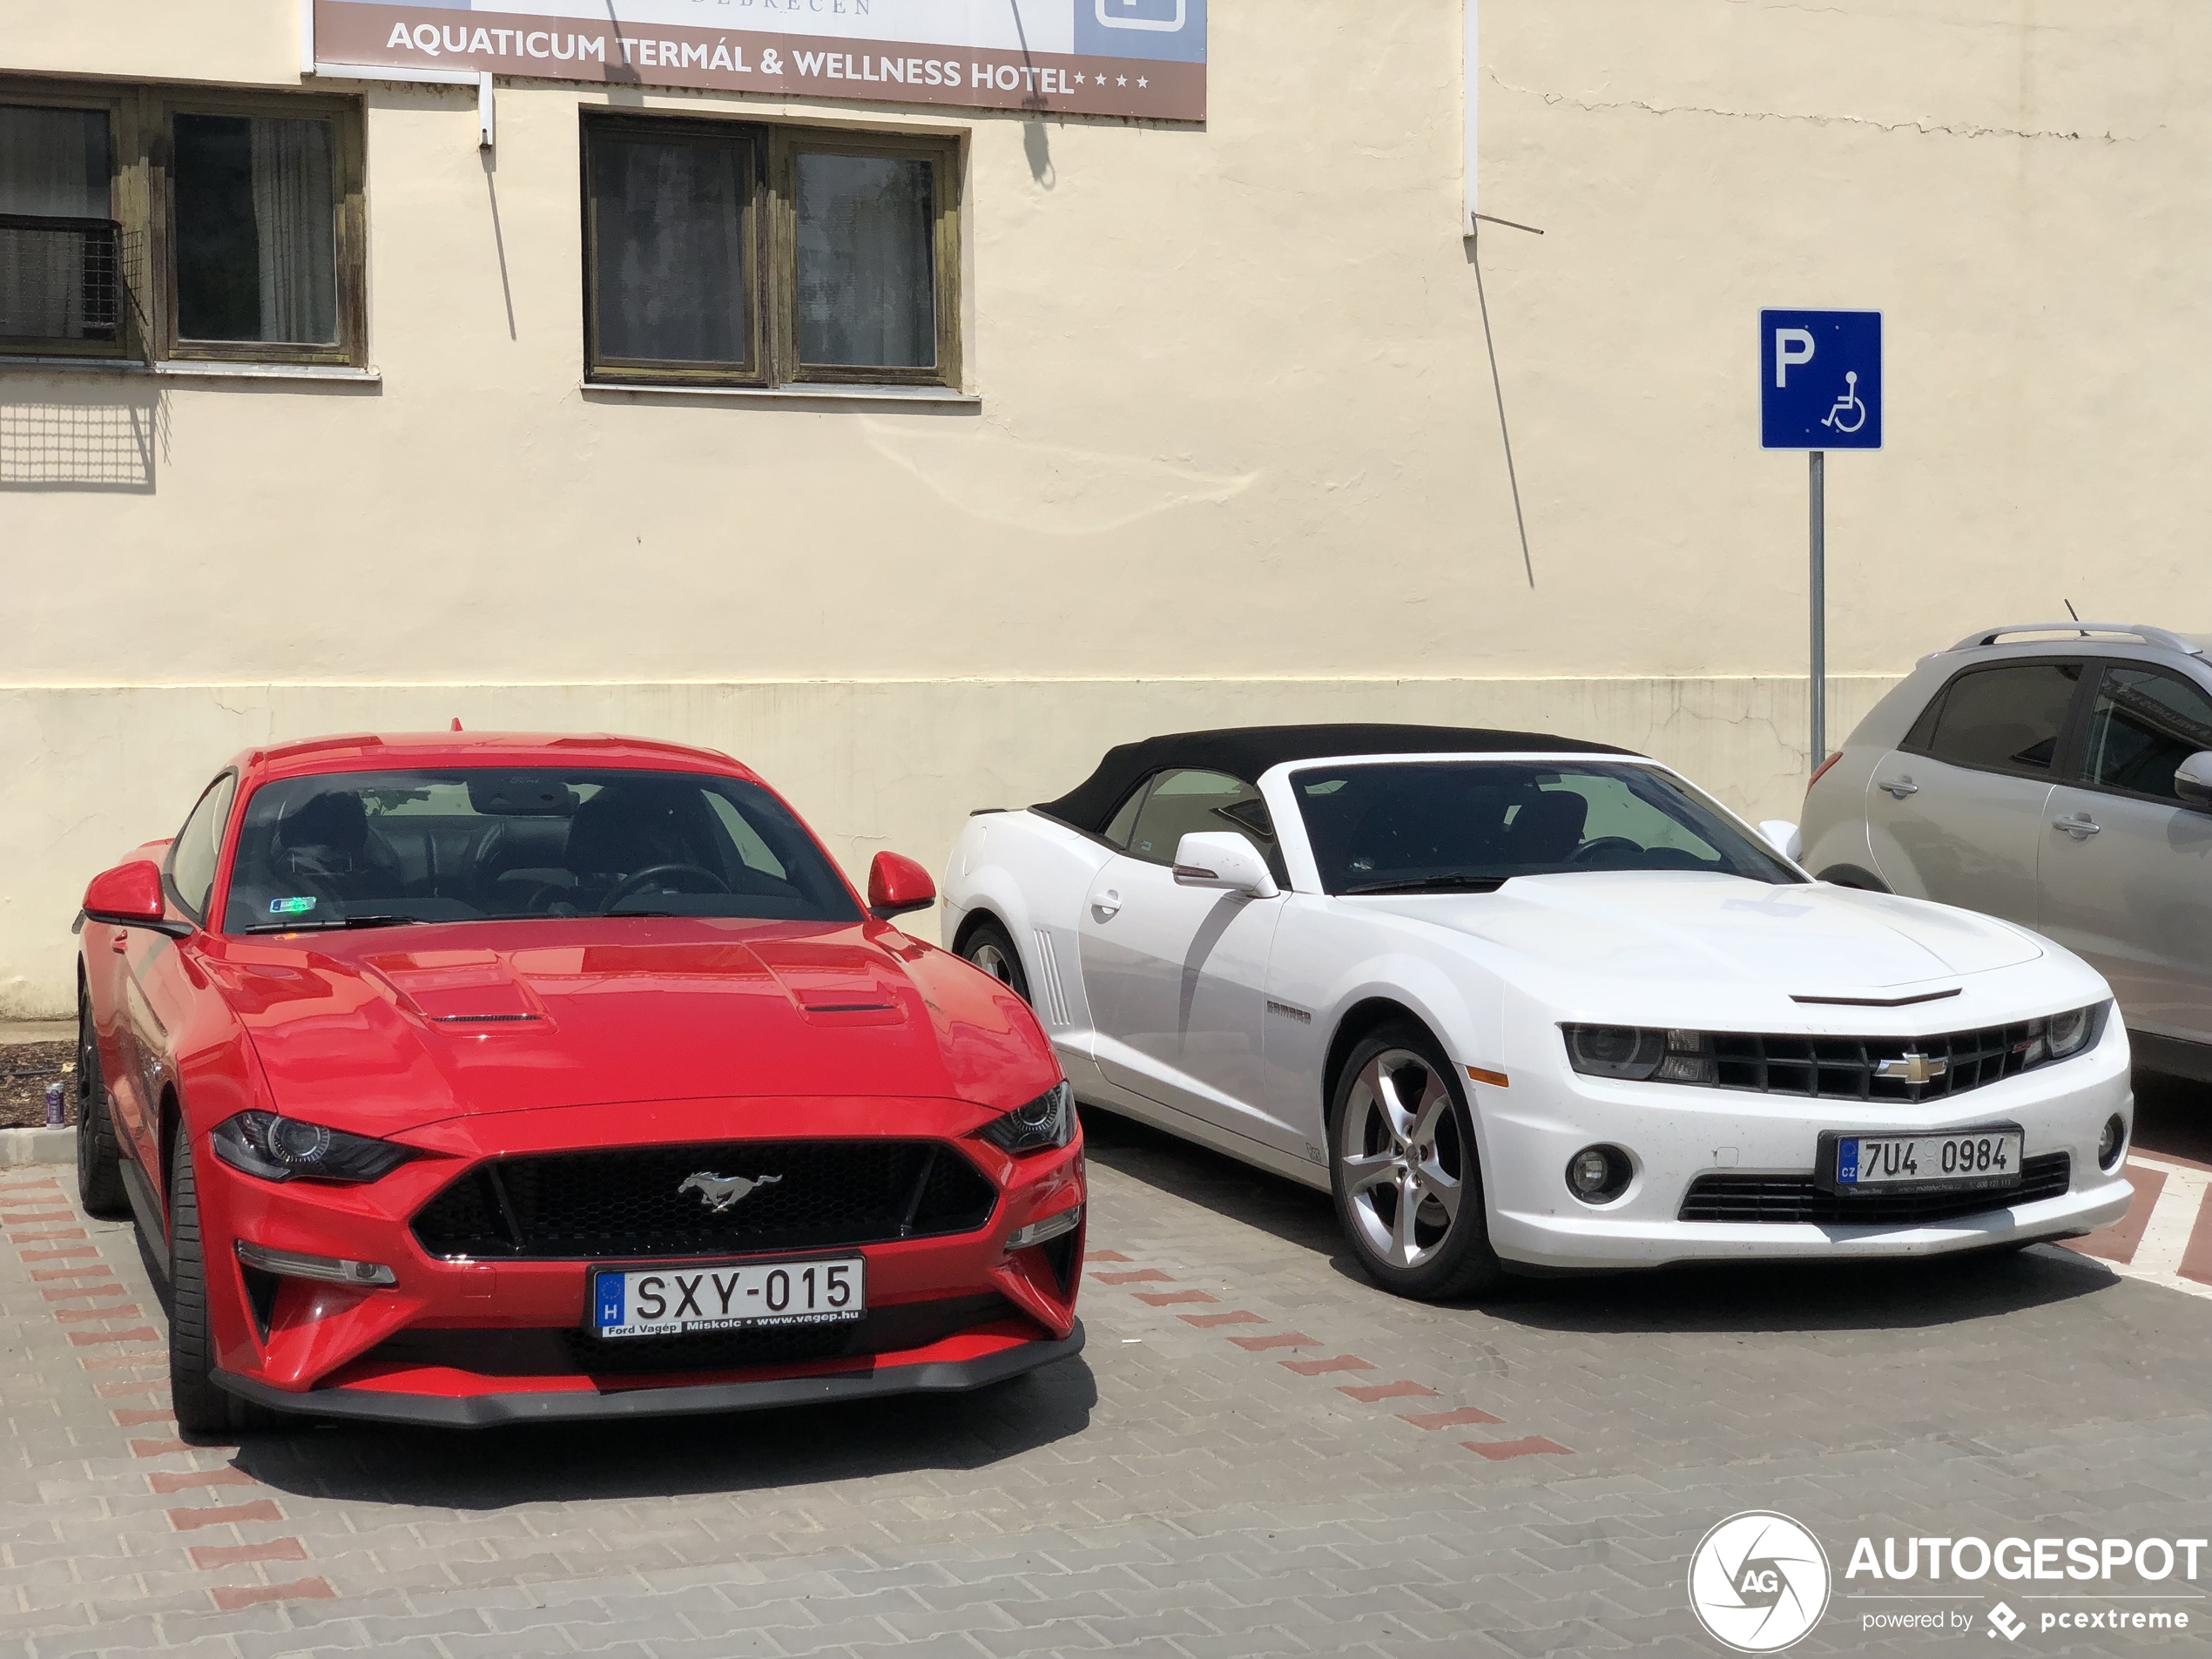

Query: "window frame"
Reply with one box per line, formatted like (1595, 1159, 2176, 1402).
(0, 78, 366, 368)
(580, 111, 962, 391)
(2068, 658, 2212, 809)
(0, 80, 129, 361)
(580, 113, 766, 387)
(1899, 658, 2092, 783)
(155, 86, 368, 368)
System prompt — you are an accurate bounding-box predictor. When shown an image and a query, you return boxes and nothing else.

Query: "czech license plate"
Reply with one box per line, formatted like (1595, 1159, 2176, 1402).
(590, 1257, 864, 1339)
(1826, 1128, 2024, 1194)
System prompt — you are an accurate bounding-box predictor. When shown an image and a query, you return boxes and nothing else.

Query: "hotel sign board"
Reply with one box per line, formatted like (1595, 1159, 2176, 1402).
(312, 0, 1207, 121)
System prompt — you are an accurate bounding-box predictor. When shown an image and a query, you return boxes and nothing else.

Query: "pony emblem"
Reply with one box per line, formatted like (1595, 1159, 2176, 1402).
(678, 1171, 782, 1214)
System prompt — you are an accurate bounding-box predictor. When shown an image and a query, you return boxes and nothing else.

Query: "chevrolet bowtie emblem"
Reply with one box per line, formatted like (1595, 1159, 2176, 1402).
(1874, 1051, 1947, 1085)
(678, 1171, 783, 1213)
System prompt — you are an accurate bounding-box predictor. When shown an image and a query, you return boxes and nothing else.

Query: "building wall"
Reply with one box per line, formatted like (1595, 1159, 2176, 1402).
(1, 0, 2207, 1012)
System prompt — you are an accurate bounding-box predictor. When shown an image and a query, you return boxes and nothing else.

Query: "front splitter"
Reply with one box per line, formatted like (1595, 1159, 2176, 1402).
(212, 1320, 1085, 1428)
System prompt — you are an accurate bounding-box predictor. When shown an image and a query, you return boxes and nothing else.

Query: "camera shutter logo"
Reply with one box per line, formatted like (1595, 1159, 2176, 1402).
(1688, 1512, 1832, 1653)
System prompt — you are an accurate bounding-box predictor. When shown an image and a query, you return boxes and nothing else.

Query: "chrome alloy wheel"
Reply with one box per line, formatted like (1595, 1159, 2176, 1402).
(1338, 1048, 1466, 1271)
(968, 940, 1017, 985)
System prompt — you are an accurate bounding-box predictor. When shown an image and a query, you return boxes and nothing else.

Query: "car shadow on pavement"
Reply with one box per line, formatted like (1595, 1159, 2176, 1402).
(226, 1358, 1097, 1509)
(1078, 1103, 2130, 1336)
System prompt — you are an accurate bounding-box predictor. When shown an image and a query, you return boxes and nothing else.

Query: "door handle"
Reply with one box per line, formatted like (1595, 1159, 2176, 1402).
(2053, 813, 2101, 840)
(1093, 889, 1122, 920)
(110, 929, 129, 954)
(1878, 778, 1919, 799)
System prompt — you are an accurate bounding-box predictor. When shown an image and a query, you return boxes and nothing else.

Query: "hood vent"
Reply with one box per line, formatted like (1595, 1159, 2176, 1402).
(1791, 988, 1961, 1008)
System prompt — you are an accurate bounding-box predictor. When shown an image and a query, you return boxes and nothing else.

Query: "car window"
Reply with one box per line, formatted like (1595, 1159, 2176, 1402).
(1102, 781, 1150, 849)
(167, 772, 238, 921)
(2080, 666, 2212, 801)
(1293, 761, 1798, 894)
(219, 767, 859, 931)
(1916, 662, 2083, 777)
(1124, 768, 1275, 868)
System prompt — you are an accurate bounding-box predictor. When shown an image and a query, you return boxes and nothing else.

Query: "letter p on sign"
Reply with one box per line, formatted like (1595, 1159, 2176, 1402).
(1775, 328, 1816, 387)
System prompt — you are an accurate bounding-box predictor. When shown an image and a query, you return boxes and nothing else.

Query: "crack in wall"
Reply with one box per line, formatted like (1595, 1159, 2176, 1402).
(1491, 71, 2124, 145)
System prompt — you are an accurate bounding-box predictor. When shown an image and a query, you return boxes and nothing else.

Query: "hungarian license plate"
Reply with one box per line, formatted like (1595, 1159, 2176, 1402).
(589, 1257, 864, 1339)
(1824, 1127, 2024, 1194)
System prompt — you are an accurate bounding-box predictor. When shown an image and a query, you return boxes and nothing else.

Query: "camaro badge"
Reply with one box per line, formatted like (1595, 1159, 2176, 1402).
(678, 1171, 783, 1213)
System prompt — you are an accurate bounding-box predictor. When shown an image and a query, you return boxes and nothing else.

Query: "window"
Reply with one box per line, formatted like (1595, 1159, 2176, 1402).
(0, 83, 364, 366)
(167, 772, 239, 921)
(1102, 782, 1150, 849)
(1914, 662, 2083, 778)
(1291, 762, 1797, 895)
(1124, 770, 1276, 868)
(583, 117, 959, 388)
(2080, 666, 2212, 802)
(0, 100, 119, 355)
(219, 768, 860, 931)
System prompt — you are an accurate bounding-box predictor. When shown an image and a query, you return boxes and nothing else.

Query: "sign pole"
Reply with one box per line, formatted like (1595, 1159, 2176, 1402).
(1809, 449, 1826, 768)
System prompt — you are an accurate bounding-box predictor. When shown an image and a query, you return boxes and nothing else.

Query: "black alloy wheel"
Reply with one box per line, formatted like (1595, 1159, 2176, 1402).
(166, 1124, 275, 1437)
(1328, 1023, 1502, 1302)
(75, 993, 128, 1218)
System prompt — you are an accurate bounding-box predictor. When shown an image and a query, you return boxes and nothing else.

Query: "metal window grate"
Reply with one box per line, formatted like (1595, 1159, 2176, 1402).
(0, 215, 134, 343)
(1679, 1151, 2072, 1224)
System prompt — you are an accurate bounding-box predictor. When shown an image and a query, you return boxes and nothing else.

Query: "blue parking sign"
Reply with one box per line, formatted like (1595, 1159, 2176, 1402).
(1761, 310, 1881, 449)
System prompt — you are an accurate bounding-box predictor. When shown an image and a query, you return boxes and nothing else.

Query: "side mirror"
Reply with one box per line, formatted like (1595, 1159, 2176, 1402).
(83, 860, 190, 937)
(1172, 832, 1280, 900)
(2175, 752, 2212, 808)
(867, 851, 937, 920)
(1758, 819, 1804, 861)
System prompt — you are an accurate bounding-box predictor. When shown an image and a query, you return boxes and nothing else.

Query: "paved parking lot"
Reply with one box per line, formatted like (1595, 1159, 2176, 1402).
(4, 1093, 2211, 1659)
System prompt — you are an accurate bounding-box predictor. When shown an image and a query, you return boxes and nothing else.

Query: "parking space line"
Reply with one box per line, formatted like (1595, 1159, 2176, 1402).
(1399, 1406, 1505, 1430)
(1227, 1332, 1318, 1351)
(1279, 1355, 1374, 1377)
(1339, 1380, 1438, 1403)
(1462, 1435, 1571, 1460)
(208, 1577, 334, 1612)
(1133, 1289, 1217, 1306)
(2069, 1164, 2167, 1264)
(1178, 1309, 1265, 1328)
(2180, 1188, 2212, 1286)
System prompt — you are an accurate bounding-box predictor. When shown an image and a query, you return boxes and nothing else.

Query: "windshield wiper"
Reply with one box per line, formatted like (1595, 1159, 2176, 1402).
(1339, 875, 1509, 896)
(239, 914, 422, 934)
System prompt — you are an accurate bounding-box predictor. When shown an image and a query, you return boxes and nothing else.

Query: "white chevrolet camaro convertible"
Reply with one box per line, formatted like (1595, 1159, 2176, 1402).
(941, 725, 2134, 1300)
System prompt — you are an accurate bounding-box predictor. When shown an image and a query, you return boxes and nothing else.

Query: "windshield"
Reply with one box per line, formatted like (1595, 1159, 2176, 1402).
(1292, 760, 1802, 894)
(220, 768, 861, 932)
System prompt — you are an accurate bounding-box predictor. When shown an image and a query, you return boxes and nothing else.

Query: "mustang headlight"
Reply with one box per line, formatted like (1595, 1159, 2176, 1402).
(1564, 1026, 1716, 1085)
(210, 1110, 414, 1184)
(978, 1081, 1076, 1155)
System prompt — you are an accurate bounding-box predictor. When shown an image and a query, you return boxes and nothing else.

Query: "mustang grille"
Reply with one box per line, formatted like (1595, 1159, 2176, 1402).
(1678, 1152, 2072, 1224)
(1710, 1024, 2067, 1103)
(411, 1139, 999, 1261)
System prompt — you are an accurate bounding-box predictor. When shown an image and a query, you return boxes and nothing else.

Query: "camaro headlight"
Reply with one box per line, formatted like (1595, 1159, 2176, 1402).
(1564, 1026, 1716, 1085)
(2013, 1001, 2110, 1068)
(209, 1110, 414, 1184)
(978, 1081, 1076, 1155)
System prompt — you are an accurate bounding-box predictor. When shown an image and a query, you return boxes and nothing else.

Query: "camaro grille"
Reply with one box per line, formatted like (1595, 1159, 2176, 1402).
(411, 1139, 999, 1261)
(1678, 1152, 2072, 1224)
(1710, 1025, 2061, 1103)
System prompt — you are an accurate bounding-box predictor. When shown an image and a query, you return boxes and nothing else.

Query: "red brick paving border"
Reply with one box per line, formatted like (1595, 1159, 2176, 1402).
(1339, 1380, 1439, 1403)
(208, 1578, 334, 1612)
(1463, 1435, 1572, 1460)
(167, 1500, 286, 1530)
(1281, 1355, 1374, 1377)
(189, 1539, 308, 1570)
(1400, 1406, 1505, 1430)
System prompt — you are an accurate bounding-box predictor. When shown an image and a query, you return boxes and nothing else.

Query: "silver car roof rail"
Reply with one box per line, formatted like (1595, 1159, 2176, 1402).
(1948, 623, 2205, 658)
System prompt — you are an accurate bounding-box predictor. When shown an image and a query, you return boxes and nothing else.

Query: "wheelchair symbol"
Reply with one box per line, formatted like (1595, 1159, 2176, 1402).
(1820, 371, 1866, 435)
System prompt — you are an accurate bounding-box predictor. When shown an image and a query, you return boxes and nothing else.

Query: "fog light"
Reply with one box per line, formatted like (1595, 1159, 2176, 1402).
(2098, 1114, 2128, 1172)
(235, 1240, 396, 1287)
(1006, 1204, 1082, 1252)
(1565, 1145, 1631, 1204)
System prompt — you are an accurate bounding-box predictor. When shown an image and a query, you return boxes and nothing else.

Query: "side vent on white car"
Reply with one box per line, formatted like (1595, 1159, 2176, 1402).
(1031, 928, 1074, 1028)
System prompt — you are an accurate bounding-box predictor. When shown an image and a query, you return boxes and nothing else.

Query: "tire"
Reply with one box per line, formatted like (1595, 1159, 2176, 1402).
(75, 995, 129, 1218)
(166, 1125, 275, 1437)
(959, 918, 1032, 1004)
(1327, 1024, 1502, 1302)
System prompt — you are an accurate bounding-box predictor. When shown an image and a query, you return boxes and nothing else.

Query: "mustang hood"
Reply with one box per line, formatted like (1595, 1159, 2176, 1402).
(204, 919, 1053, 1136)
(1386, 872, 2041, 992)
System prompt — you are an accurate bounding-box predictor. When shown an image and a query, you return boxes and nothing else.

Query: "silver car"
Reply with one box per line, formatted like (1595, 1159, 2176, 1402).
(1801, 623, 2212, 1082)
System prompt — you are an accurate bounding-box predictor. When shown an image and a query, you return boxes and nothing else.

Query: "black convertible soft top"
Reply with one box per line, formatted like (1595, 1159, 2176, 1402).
(1032, 724, 1637, 836)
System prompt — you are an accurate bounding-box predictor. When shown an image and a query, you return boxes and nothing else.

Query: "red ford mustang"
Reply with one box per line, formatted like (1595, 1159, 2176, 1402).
(74, 732, 1084, 1432)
